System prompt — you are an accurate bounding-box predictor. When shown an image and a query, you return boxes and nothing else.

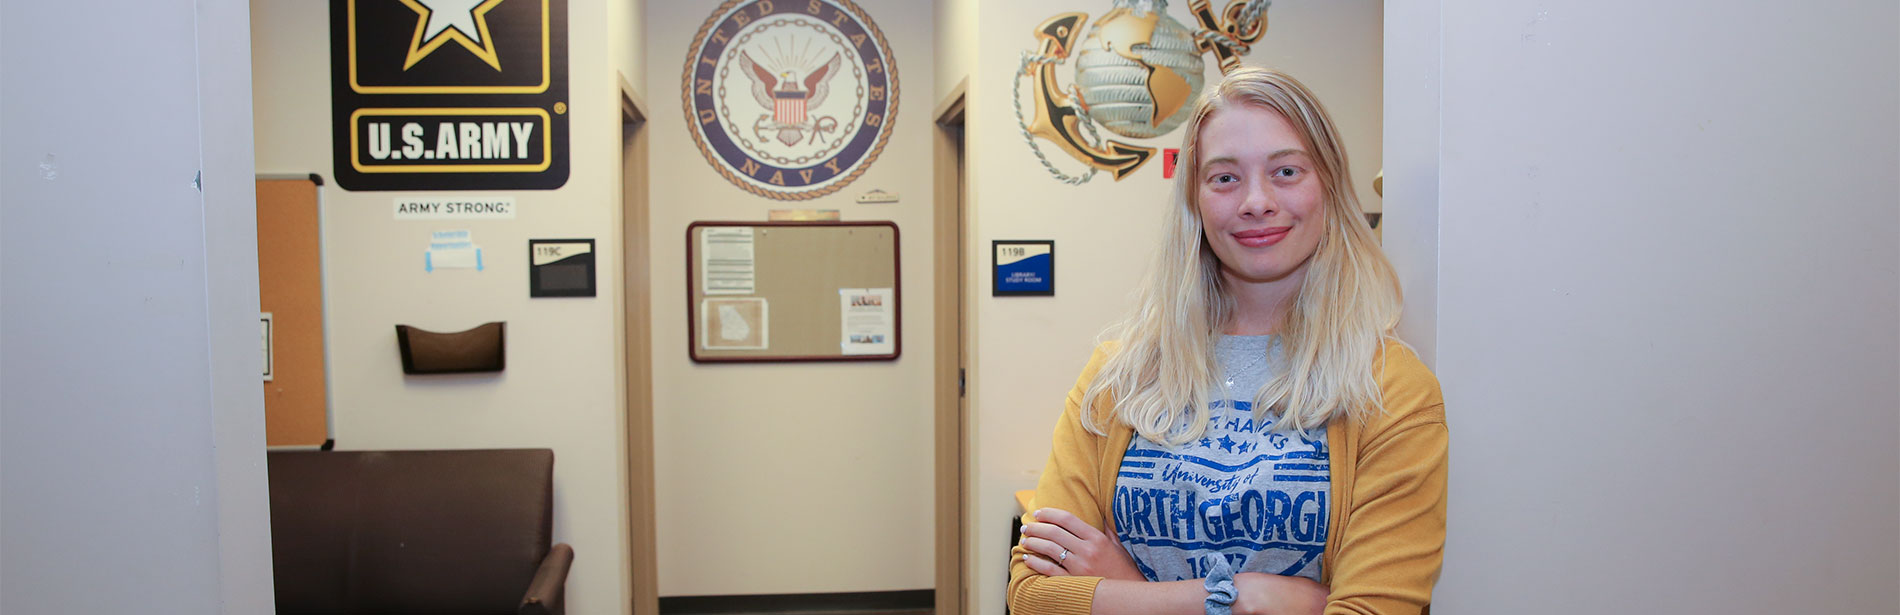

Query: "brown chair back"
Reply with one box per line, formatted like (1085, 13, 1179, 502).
(268, 449, 554, 614)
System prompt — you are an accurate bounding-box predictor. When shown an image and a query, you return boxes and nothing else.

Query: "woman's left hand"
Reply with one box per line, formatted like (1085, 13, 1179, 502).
(1017, 507, 1146, 582)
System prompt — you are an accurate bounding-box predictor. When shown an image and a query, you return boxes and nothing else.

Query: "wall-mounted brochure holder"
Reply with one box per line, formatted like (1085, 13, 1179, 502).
(395, 322, 506, 374)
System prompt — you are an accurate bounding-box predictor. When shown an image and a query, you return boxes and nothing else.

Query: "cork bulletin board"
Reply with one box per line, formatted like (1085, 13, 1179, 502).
(686, 221, 899, 362)
(257, 175, 331, 448)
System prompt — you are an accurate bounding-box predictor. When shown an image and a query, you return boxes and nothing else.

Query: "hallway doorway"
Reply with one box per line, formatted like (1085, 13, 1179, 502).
(933, 80, 969, 615)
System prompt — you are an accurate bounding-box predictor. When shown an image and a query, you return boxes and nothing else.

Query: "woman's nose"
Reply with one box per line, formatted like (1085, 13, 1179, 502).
(1239, 182, 1275, 217)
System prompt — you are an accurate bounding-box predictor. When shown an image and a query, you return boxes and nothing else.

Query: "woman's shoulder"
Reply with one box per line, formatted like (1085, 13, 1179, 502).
(1070, 340, 1122, 384)
(1068, 340, 1125, 431)
(1368, 337, 1446, 429)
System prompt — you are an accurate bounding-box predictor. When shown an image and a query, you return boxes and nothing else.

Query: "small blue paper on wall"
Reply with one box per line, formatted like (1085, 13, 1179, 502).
(993, 240, 1054, 296)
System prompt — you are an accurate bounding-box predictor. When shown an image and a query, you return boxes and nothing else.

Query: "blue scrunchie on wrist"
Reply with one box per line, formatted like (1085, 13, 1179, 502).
(1203, 555, 1237, 615)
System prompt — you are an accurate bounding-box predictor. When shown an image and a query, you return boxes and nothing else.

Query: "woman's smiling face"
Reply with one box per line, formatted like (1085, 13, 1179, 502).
(1196, 103, 1328, 290)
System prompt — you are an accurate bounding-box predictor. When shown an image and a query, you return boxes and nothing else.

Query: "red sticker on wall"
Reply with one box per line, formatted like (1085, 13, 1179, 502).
(1162, 148, 1181, 179)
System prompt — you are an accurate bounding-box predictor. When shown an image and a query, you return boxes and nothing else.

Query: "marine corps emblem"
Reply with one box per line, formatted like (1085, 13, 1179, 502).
(684, 0, 899, 201)
(1017, 0, 1270, 184)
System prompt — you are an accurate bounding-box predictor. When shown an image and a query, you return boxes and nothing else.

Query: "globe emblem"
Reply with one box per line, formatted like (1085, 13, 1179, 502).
(1073, 0, 1205, 139)
(1014, 0, 1268, 183)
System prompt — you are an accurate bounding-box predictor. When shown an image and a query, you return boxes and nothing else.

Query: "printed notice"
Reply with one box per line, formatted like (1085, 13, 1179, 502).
(701, 297, 768, 350)
(427, 229, 483, 271)
(700, 227, 756, 295)
(838, 288, 895, 355)
(395, 196, 517, 220)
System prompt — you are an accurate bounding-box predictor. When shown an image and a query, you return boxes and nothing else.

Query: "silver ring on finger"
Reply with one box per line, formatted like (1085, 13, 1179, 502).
(1059, 548, 1070, 562)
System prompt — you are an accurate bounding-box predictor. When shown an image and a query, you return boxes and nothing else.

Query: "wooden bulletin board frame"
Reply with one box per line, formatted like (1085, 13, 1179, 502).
(686, 221, 900, 363)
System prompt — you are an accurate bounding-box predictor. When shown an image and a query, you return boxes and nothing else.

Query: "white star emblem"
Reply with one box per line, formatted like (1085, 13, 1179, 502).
(398, 0, 506, 71)
(418, 0, 488, 43)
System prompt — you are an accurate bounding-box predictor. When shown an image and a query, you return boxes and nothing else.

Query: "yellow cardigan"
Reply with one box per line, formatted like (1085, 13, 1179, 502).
(1008, 341, 1448, 615)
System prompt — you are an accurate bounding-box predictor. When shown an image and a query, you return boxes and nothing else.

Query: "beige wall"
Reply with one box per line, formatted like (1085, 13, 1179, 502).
(612, 0, 645, 97)
(643, 0, 941, 597)
(249, 1, 632, 613)
(1427, 0, 1899, 611)
(961, 2, 1384, 613)
(1380, 0, 1439, 363)
(935, 0, 977, 100)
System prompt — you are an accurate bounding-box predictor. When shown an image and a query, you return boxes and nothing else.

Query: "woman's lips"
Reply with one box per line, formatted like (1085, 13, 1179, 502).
(1234, 227, 1292, 247)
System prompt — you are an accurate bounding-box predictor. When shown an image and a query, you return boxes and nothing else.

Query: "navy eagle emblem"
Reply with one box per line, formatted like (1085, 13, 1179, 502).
(683, 0, 898, 200)
(737, 51, 843, 146)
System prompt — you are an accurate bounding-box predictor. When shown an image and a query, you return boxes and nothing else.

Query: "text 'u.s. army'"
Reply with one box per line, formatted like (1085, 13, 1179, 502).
(364, 122, 536, 161)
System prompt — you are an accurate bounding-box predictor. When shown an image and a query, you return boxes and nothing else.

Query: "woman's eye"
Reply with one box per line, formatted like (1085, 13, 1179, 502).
(1211, 173, 1239, 184)
(1274, 167, 1300, 178)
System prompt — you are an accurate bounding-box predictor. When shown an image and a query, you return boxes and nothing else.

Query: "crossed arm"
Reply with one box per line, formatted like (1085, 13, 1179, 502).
(1017, 507, 1328, 615)
(1007, 344, 1446, 615)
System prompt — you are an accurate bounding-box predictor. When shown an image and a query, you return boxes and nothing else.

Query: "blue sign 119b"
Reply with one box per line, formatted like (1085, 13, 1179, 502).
(993, 240, 1054, 296)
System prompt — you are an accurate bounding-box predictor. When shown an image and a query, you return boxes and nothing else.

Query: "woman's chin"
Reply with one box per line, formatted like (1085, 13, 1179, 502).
(1221, 264, 1300, 286)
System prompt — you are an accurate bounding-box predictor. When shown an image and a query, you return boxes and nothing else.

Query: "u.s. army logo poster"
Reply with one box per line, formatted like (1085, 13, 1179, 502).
(331, 0, 569, 191)
(683, 0, 899, 201)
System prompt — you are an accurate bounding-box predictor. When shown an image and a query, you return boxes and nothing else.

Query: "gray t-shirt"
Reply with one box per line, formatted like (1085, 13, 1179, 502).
(1111, 334, 1331, 583)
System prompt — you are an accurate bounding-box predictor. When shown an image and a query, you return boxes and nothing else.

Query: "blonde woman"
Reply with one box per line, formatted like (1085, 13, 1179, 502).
(1008, 68, 1447, 615)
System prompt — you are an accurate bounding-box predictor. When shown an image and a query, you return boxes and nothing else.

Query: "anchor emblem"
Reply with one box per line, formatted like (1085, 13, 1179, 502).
(1015, 0, 1271, 184)
(1025, 13, 1154, 181)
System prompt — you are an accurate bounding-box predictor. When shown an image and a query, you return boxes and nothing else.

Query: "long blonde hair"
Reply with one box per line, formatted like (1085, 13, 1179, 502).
(1082, 68, 1402, 444)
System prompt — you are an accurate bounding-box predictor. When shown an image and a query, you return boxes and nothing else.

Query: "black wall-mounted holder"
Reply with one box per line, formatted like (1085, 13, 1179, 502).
(395, 322, 506, 374)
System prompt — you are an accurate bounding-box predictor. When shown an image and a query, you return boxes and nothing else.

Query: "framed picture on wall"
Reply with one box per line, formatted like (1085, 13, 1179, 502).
(992, 240, 1054, 297)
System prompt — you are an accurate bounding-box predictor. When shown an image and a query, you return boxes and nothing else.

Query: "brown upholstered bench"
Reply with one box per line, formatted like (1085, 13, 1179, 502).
(267, 449, 574, 615)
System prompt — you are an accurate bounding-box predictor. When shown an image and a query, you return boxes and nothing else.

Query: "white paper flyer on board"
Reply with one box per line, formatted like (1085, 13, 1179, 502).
(700, 227, 756, 295)
(838, 288, 894, 355)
